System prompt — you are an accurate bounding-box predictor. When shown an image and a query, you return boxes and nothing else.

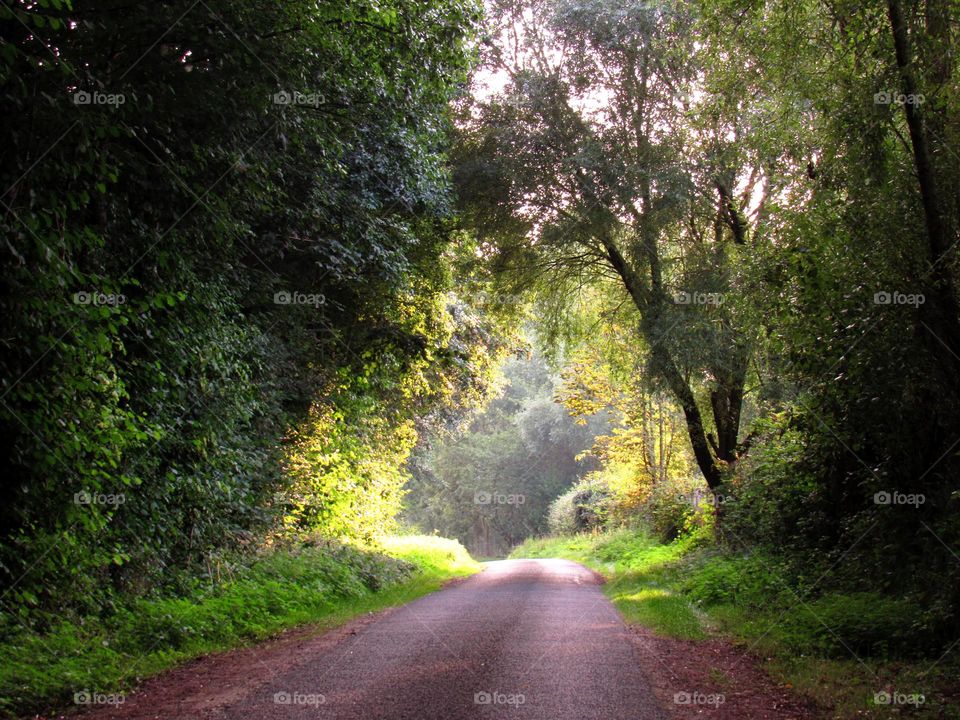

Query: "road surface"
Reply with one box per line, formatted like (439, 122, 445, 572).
(214, 558, 665, 720)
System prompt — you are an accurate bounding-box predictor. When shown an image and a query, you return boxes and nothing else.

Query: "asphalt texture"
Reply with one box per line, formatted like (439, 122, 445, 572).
(218, 558, 666, 720)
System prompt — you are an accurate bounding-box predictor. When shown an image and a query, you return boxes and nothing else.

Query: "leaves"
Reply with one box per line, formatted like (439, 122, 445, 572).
(0, 0, 487, 621)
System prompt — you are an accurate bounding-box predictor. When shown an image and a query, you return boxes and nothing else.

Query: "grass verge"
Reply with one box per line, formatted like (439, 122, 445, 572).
(0, 534, 479, 718)
(511, 529, 959, 719)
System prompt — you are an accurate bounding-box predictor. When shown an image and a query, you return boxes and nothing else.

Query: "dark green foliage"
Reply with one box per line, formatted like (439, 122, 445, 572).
(680, 550, 945, 658)
(0, 0, 484, 624)
(681, 553, 791, 608)
(780, 593, 934, 659)
(644, 485, 700, 543)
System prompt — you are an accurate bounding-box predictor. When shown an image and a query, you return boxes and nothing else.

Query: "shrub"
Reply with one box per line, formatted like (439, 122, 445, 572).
(681, 552, 788, 607)
(780, 592, 933, 658)
(644, 482, 704, 542)
(547, 476, 612, 534)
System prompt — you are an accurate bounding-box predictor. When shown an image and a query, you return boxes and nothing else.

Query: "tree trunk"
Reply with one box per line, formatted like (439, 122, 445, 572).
(886, 0, 960, 379)
(600, 232, 727, 488)
(655, 344, 723, 488)
(710, 354, 747, 464)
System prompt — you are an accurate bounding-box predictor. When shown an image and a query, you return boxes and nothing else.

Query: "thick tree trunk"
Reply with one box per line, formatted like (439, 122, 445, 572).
(710, 355, 747, 464)
(599, 233, 726, 488)
(653, 344, 724, 488)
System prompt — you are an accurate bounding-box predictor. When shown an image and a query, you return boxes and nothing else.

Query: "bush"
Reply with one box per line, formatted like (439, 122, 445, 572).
(721, 421, 821, 550)
(682, 552, 788, 607)
(780, 592, 933, 658)
(0, 0, 485, 625)
(547, 476, 612, 534)
(681, 554, 941, 659)
(644, 482, 712, 542)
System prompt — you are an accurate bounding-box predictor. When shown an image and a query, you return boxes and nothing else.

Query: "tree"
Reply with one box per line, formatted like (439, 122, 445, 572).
(403, 353, 604, 554)
(690, 0, 960, 628)
(454, 0, 764, 490)
(0, 0, 486, 614)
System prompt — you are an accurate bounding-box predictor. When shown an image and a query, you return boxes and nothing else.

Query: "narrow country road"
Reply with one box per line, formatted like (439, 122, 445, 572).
(223, 558, 665, 720)
(84, 559, 666, 720)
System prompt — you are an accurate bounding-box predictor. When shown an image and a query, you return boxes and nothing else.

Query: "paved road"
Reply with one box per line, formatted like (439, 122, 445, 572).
(218, 558, 665, 720)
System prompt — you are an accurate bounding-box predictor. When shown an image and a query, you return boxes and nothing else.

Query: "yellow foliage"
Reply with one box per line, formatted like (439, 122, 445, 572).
(558, 331, 696, 517)
(278, 401, 417, 541)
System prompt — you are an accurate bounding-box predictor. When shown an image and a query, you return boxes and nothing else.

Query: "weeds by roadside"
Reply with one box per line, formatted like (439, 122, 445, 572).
(0, 535, 478, 718)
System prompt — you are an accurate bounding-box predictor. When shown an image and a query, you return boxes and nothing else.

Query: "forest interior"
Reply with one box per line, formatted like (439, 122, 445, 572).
(2, 0, 960, 718)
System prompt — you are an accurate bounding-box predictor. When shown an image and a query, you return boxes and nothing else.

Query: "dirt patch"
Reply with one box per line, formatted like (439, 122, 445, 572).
(629, 625, 822, 720)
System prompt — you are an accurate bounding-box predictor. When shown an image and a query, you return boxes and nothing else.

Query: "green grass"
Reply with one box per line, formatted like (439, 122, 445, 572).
(511, 529, 960, 719)
(0, 534, 479, 718)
